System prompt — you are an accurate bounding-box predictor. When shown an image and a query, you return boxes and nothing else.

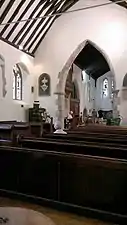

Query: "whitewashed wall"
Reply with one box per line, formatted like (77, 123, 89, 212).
(35, 0, 127, 120)
(66, 65, 113, 116)
(2, 0, 127, 121)
(0, 40, 34, 121)
(80, 70, 95, 114)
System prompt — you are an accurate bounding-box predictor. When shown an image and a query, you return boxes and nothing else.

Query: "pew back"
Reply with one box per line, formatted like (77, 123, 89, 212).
(0, 146, 126, 223)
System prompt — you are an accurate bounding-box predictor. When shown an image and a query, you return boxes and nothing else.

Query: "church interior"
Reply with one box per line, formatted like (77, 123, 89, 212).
(1, 0, 127, 224)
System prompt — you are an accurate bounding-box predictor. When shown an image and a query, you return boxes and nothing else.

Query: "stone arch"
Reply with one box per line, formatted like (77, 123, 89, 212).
(0, 54, 7, 97)
(123, 73, 127, 87)
(55, 39, 116, 94)
(54, 40, 116, 125)
(18, 62, 30, 76)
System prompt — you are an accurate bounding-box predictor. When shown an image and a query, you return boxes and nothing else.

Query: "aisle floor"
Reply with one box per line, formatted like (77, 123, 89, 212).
(0, 197, 115, 225)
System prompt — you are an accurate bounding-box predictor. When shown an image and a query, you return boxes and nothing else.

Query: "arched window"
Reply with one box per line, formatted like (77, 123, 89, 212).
(102, 78, 108, 98)
(13, 64, 22, 100)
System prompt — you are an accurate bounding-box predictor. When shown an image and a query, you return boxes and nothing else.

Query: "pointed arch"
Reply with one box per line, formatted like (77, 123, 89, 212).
(54, 39, 116, 126)
(55, 39, 116, 94)
(123, 73, 127, 87)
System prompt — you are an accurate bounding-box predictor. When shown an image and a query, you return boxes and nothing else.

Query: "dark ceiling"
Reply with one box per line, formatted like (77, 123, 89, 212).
(74, 43, 110, 80)
(0, 0, 127, 56)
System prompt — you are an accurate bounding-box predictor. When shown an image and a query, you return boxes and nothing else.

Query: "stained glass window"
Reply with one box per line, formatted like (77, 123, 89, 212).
(102, 78, 108, 98)
(13, 64, 22, 100)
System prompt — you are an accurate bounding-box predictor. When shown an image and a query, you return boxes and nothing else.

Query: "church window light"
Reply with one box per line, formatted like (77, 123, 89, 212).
(102, 78, 108, 98)
(87, 82, 90, 102)
(82, 70, 86, 81)
(13, 64, 22, 100)
(111, 80, 114, 99)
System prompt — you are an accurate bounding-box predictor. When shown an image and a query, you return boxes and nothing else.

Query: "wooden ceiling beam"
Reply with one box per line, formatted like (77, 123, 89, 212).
(16, 0, 54, 46)
(12, 0, 47, 43)
(32, 0, 79, 54)
(0, 0, 6, 9)
(5, 0, 35, 40)
(110, 0, 127, 8)
(0, 0, 16, 24)
(23, 0, 61, 49)
(0, 0, 79, 55)
(0, 0, 26, 36)
(27, 0, 65, 51)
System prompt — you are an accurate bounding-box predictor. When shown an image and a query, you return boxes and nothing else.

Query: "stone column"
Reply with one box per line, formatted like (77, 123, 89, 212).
(112, 89, 119, 117)
(54, 92, 65, 129)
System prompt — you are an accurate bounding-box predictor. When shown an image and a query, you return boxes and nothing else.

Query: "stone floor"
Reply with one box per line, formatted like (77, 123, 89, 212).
(0, 197, 114, 225)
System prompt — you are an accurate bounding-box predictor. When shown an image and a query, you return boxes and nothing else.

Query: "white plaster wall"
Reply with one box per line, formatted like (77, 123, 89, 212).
(73, 66, 95, 114)
(35, 0, 127, 119)
(72, 67, 113, 114)
(0, 40, 34, 121)
(81, 71, 95, 114)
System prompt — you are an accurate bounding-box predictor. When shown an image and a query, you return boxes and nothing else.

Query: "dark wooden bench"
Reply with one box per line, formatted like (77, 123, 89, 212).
(43, 133, 127, 146)
(0, 146, 126, 224)
(0, 124, 14, 141)
(0, 122, 31, 145)
(19, 136, 127, 160)
(72, 125, 127, 135)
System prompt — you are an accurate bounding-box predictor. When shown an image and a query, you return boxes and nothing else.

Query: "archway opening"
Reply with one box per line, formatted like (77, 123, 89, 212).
(73, 41, 115, 118)
(56, 40, 117, 127)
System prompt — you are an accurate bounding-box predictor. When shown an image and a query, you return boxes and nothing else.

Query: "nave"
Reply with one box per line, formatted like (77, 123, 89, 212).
(1, 0, 127, 224)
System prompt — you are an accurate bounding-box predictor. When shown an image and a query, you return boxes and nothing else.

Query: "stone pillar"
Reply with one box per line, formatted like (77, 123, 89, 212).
(54, 92, 65, 129)
(118, 87, 127, 125)
(112, 89, 119, 117)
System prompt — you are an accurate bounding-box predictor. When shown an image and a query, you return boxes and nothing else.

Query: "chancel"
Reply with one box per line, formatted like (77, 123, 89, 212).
(1, 0, 127, 224)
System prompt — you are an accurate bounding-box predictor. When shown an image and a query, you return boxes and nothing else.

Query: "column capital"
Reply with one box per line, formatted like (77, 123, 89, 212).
(54, 92, 65, 96)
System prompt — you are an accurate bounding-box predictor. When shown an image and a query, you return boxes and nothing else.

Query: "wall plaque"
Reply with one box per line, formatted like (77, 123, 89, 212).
(38, 73, 50, 96)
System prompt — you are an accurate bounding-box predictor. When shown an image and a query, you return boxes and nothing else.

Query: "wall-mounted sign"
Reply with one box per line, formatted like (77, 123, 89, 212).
(38, 73, 50, 96)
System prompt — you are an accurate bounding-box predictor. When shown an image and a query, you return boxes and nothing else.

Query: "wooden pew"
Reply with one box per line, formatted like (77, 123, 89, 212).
(0, 124, 13, 141)
(0, 122, 31, 146)
(0, 146, 126, 224)
(19, 136, 127, 160)
(71, 125, 127, 135)
(43, 133, 127, 145)
(43, 132, 127, 146)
